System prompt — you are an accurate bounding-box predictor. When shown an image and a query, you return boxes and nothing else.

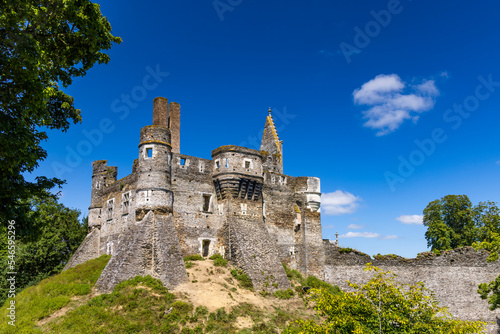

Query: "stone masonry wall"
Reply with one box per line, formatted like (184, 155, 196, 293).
(171, 153, 221, 256)
(262, 172, 306, 274)
(324, 242, 500, 333)
(96, 212, 187, 292)
(226, 213, 291, 292)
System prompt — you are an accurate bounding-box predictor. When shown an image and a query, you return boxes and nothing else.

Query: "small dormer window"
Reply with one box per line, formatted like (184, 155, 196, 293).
(180, 157, 186, 166)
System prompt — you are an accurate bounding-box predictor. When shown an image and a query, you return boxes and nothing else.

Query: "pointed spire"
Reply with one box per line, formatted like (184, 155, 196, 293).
(260, 106, 283, 174)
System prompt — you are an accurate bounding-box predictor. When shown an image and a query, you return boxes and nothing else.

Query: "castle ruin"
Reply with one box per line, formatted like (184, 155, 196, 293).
(66, 97, 324, 293)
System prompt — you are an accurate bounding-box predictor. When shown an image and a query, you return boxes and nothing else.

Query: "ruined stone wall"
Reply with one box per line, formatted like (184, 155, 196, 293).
(96, 212, 187, 292)
(171, 153, 222, 256)
(262, 172, 306, 273)
(262, 174, 324, 279)
(226, 212, 291, 292)
(85, 159, 141, 259)
(324, 242, 500, 333)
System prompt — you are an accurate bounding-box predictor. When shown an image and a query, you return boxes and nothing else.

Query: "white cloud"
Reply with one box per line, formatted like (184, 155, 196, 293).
(396, 214, 423, 225)
(341, 232, 380, 238)
(347, 223, 364, 230)
(322, 190, 361, 215)
(440, 71, 449, 78)
(341, 232, 400, 239)
(381, 235, 399, 240)
(353, 74, 439, 136)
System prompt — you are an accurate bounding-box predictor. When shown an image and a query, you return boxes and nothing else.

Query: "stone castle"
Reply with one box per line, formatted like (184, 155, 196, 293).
(66, 97, 324, 293)
(66, 97, 499, 332)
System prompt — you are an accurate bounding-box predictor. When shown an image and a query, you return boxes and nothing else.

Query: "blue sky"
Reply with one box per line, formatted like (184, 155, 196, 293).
(29, 0, 500, 257)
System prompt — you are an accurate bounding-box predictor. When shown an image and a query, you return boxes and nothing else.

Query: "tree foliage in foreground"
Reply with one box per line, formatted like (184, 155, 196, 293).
(0, 0, 121, 233)
(0, 195, 87, 305)
(474, 231, 500, 311)
(298, 264, 486, 334)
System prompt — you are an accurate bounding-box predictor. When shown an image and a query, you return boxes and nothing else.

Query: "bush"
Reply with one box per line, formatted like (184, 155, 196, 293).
(273, 288, 295, 299)
(183, 254, 205, 261)
(209, 254, 228, 267)
(305, 276, 341, 295)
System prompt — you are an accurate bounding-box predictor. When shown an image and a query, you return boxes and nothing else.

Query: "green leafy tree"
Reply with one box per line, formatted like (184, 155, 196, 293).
(0, 195, 87, 305)
(0, 0, 121, 233)
(424, 195, 500, 312)
(298, 264, 486, 334)
(423, 195, 500, 252)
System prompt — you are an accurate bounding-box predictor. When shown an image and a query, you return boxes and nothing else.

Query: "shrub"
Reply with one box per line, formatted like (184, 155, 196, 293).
(273, 288, 295, 299)
(183, 254, 205, 261)
(209, 254, 228, 267)
(305, 276, 341, 295)
(338, 247, 353, 254)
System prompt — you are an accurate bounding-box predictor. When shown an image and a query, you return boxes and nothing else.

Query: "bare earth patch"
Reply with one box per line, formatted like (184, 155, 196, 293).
(173, 259, 312, 315)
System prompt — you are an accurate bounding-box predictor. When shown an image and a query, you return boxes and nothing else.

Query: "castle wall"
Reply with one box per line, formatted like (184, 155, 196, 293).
(96, 211, 187, 292)
(226, 213, 291, 292)
(262, 172, 306, 273)
(171, 153, 222, 256)
(262, 174, 324, 279)
(324, 242, 500, 333)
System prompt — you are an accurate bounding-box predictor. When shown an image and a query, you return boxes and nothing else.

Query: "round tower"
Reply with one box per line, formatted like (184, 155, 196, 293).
(211, 146, 264, 201)
(135, 123, 173, 219)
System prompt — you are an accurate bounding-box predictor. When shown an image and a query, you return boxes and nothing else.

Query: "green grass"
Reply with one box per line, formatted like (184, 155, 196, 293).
(230, 269, 254, 290)
(209, 254, 228, 267)
(0, 254, 111, 334)
(1, 254, 317, 333)
(273, 288, 295, 299)
(304, 276, 341, 295)
(48, 275, 182, 333)
(282, 263, 304, 282)
(282, 263, 341, 297)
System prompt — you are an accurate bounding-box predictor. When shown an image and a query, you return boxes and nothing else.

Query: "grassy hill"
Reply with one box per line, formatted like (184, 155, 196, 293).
(1, 255, 336, 333)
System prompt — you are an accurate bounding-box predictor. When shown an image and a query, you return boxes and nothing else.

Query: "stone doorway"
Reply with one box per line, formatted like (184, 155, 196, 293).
(202, 240, 210, 257)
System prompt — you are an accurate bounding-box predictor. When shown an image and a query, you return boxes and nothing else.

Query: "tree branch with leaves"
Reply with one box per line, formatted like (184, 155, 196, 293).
(0, 0, 121, 234)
